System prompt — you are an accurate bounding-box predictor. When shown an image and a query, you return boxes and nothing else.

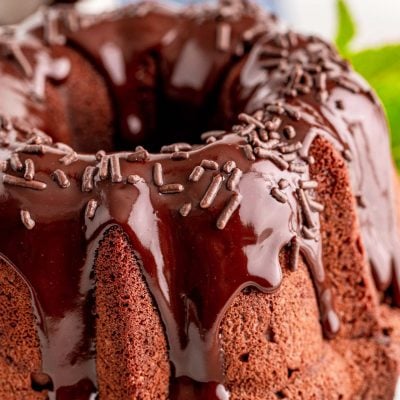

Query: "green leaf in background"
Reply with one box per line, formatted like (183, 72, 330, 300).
(335, 0, 400, 168)
(335, 0, 356, 55)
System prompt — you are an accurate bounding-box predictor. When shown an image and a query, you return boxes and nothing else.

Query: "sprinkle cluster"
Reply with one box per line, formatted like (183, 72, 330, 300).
(257, 30, 377, 109)
(225, 103, 325, 269)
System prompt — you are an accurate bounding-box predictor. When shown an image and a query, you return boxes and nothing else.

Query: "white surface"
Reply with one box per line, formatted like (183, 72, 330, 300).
(0, 0, 42, 24)
(275, 0, 400, 49)
(77, 0, 118, 13)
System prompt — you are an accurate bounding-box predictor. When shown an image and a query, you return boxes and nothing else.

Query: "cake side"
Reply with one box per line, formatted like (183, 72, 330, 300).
(0, 1, 398, 398)
(219, 136, 397, 399)
(94, 225, 170, 399)
(0, 256, 47, 399)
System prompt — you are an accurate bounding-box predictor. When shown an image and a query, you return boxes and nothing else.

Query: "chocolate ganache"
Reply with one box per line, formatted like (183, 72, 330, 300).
(0, 1, 399, 399)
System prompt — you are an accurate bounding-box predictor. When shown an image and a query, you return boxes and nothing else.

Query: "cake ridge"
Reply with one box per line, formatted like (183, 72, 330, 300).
(0, 0, 399, 398)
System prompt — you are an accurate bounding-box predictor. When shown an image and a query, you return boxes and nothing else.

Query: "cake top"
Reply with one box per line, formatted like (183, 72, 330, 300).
(0, 1, 399, 398)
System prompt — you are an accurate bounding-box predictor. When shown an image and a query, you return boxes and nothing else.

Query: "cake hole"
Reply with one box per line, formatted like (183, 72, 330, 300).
(69, 45, 240, 154)
(242, 287, 253, 295)
(31, 371, 54, 392)
(335, 99, 345, 110)
(355, 236, 363, 254)
(239, 352, 249, 363)
(275, 390, 286, 399)
(287, 368, 298, 378)
(265, 326, 276, 342)
(382, 327, 392, 337)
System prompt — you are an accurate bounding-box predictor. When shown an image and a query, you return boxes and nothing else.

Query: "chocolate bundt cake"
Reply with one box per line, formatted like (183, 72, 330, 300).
(0, 1, 399, 398)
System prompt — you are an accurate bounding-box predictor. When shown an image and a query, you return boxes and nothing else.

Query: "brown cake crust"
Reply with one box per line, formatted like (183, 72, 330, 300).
(88, 137, 398, 398)
(94, 226, 169, 399)
(0, 257, 46, 399)
(219, 137, 398, 399)
(0, 1, 399, 398)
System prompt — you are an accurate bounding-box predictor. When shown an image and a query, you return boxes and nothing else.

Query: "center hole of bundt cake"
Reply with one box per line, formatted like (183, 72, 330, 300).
(83, 52, 236, 154)
(112, 54, 233, 153)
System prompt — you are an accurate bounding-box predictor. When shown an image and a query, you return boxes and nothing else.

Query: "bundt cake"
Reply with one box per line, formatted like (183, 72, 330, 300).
(0, 0, 399, 399)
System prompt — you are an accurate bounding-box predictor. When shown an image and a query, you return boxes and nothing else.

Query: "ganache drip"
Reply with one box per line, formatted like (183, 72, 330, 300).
(0, 1, 398, 399)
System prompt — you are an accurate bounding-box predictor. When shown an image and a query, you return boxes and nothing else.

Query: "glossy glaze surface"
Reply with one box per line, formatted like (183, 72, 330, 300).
(0, 2, 398, 399)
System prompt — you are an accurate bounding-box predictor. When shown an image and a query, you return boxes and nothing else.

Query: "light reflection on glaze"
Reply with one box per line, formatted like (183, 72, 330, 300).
(128, 180, 170, 302)
(0, 3, 397, 400)
(99, 42, 127, 86)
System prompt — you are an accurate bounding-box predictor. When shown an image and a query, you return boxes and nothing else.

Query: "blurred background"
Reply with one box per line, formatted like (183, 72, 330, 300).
(0, 0, 399, 168)
(0, 0, 399, 396)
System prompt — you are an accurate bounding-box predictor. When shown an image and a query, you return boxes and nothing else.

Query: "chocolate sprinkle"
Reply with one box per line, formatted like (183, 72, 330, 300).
(254, 148, 289, 170)
(269, 131, 281, 140)
(222, 160, 236, 174)
(201, 159, 219, 170)
(85, 199, 98, 219)
(171, 151, 189, 161)
(200, 130, 226, 141)
(308, 198, 325, 213)
(59, 152, 78, 166)
(179, 202, 192, 217)
(99, 156, 109, 180)
(153, 163, 164, 187)
(226, 168, 242, 191)
(127, 149, 149, 162)
(110, 154, 122, 183)
(127, 174, 141, 184)
(3, 174, 46, 190)
(335, 77, 361, 94)
(24, 159, 35, 181)
(216, 22, 231, 52)
(10, 153, 23, 171)
(200, 174, 224, 209)
(289, 163, 307, 173)
(297, 188, 315, 228)
(283, 105, 301, 120)
(159, 183, 184, 194)
(300, 180, 318, 190)
(216, 192, 242, 230)
(278, 179, 289, 189)
(206, 136, 217, 144)
(265, 116, 282, 131)
(81, 166, 96, 192)
(21, 144, 45, 154)
(266, 104, 285, 115)
(271, 187, 288, 203)
(258, 129, 269, 141)
(280, 142, 302, 154)
(281, 153, 297, 162)
(20, 210, 35, 230)
(161, 143, 192, 153)
(243, 144, 256, 161)
(283, 125, 296, 139)
(52, 169, 70, 188)
(189, 166, 205, 182)
(258, 139, 280, 150)
(238, 113, 265, 129)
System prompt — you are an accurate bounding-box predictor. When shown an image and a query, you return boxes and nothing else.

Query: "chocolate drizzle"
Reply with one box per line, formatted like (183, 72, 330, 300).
(0, 1, 398, 400)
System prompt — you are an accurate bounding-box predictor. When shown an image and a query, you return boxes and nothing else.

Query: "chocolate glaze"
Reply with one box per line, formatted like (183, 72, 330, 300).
(238, 34, 400, 301)
(0, 2, 398, 399)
